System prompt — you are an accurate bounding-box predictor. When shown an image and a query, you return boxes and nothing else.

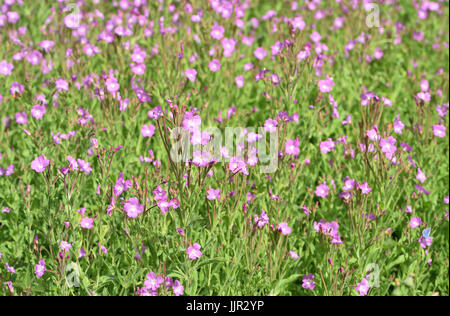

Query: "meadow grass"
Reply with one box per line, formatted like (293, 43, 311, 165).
(0, 0, 448, 296)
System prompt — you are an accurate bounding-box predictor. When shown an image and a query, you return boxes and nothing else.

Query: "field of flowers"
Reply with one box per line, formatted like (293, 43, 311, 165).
(0, 0, 448, 297)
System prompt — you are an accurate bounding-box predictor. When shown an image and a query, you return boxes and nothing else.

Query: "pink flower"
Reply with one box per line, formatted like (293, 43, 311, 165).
(208, 59, 221, 72)
(315, 183, 329, 198)
(419, 235, 433, 249)
(31, 105, 46, 120)
(380, 137, 397, 160)
(5, 263, 16, 274)
(433, 125, 446, 138)
(356, 277, 370, 296)
(254, 210, 269, 228)
(76, 159, 92, 174)
(264, 118, 278, 133)
(83, 44, 100, 57)
(210, 24, 224, 40)
(144, 272, 163, 291)
(141, 124, 156, 137)
(55, 78, 69, 92)
(172, 280, 184, 296)
(359, 182, 372, 194)
(185, 68, 197, 82)
(318, 76, 335, 93)
(254, 47, 267, 60)
(186, 243, 202, 260)
(302, 273, 316, 290)
(124, 197, 143, 218)
(285, 138, 300, 156)
(80, 217, 94, 229)
(229, 156, 248, 175)
(60, 241, 72, 252)
(310, 31, 322, 43)
(235, 75, 244, 88)
(374, 48, 384, 59)
(31, 155, 50, 173)
(320, 138, 335, 154)
(64, 12, 80, 29)
(35, 260, 46, 278)
(409, 217, 422, 229)
(207, 188, 220, 201)
(105, 77, 120, 94)
(416, 92, 431, 102)
(393, 114, 405, 134)
(15, 112, 28, 125)
(277, 222, 292, 235)
(0, 60, 13, 76)
(416, 168, 427, 183)
(289, 251, 299, 260)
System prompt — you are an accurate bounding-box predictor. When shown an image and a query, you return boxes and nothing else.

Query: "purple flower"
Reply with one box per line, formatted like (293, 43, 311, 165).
(35, 260, 46, 278)
(210, 24, 224, 40)
(433, 125, 446, 138)
(31, 105, 46, 120)
(15, 112, 28, 125)
(285, 138, 300, 156)
(83, 44, 100, 57)
(99, 244, 108, 254)
(144, 272, 164, 291)
(80, 217, 94, 229)
(79, 248, 87, 259)
(254, 210, 269, 228)
(124, 197, 143, 218)
(31, 155, 50, 173)
(208, 59, 221, 72)
(235, 75, 244, 88)
(105, 77, 120, 94)
(380, 137, 397, 160)
(359, 182, 372, 194)
(76, 159, 92, 174)
(264, 118, 278, 133)
(10, 82, 24, 96)
(393, 114, 405, 134)
(0, 60, 13, 76)
(374, 48, 384, 59)
(309, 31, 321, 42)
(419, 236, 433, 249)
(207, 188, 220, 201)
(416, 92, 431, 102)
(141, 124, 156, 137)
(229, 156, 248, 175)
(185, 68, 197, 82)
(5, 263, 16, 274)
(289, 251, 299, 260)
(318, 76, 335, 93)
(64, 12, 80, 29)
(60, 241, 72, 252)
(315, 183, 329, 198)
(254, 47, 267, 60)
(356, 277, 370, 296)
(320, 138, 335, 154)
(55, 78, 69, 92)
(186, 243, 202, 260)
(277, 222, 292, 235)
(416, 168, 427, 183)
(302, 273, 316, 291)
(177, 228, 185, 236)
(172, 280, 184, 296)
(409, 217, 422, 229)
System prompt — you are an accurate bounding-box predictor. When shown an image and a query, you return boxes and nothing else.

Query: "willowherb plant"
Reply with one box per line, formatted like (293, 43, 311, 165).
(0, 0, 448, 297)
